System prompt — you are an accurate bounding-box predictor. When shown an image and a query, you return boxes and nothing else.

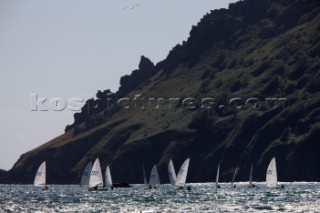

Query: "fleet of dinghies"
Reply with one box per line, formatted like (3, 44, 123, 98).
(33, 156, 284, 191)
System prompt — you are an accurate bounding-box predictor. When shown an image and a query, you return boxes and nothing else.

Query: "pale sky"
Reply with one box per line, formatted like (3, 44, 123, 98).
(0, 0, 236, 170)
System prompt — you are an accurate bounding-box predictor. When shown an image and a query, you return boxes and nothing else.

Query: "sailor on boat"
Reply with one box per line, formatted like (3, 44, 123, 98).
(89, 185, 109, 191)
(89, 186, 98, 191)
(177, 186, 191, 191)
(276, 184, 285, 189)
(148, 185, 157, 189)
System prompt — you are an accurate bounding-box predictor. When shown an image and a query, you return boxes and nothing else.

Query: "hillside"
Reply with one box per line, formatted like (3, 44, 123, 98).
(3, 0, 320, 184)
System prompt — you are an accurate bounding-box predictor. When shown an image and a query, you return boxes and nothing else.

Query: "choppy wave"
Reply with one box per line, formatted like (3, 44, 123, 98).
(0, 182, 319, 212)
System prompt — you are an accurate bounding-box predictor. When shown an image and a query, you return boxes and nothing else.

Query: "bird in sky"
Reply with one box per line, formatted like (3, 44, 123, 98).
(122, 4, 140, 10)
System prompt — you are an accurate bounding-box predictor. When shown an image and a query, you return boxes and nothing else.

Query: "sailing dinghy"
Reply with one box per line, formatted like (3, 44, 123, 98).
(80, 161, 92, 187)
(143, 164, 148, 188)
(105, 165, 113, 189)
(88, 158, 106, 191)
(216, 162, 221, 189)
(249, 163, 255, 187)
(168, 159, 177, 186)
(34, 161, 48, 190)
(266, 157, 278, 188)
(149, 165, 160, 189)
(175, 158, 191, 190)
(231, 167, 238, 188)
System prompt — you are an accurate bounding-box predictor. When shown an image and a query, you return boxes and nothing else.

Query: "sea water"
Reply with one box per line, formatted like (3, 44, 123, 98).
(0, 182, 319, 212)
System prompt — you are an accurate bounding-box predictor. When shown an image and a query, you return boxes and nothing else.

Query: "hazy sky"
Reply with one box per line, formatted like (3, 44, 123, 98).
(0, 0, 236, 170)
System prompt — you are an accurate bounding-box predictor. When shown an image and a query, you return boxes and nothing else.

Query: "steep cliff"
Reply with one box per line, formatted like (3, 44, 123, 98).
(3, 0, 320, 184)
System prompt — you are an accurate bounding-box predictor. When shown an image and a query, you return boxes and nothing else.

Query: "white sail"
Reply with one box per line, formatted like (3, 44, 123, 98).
(216, 163, 220, 187)
(80, 161, 92, 186)
(249, 163, 253, 185)
(105, 165, 113, 188)
(89, 158, 103, 188)
(143, 164, 148, 186)
(231, 167, 238, 185)
(175, 158, 190, 187)
(149, 165, 160, 188)
(168, 159, 177, 186)
(34, 161, 46, 188)
(266, 157, 278, 187)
